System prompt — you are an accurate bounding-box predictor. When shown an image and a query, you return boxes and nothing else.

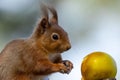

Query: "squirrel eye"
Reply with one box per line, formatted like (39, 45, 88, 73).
(51, 33, 59, 40)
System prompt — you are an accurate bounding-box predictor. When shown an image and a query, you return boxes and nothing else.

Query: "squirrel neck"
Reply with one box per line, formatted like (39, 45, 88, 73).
(26, 38, 49, 56)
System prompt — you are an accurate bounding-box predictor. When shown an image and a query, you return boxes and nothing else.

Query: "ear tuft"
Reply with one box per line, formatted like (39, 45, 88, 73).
(48, 6, 58, 24)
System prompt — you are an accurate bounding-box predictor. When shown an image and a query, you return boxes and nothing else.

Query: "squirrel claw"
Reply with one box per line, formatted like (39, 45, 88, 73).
(60, 69, 65, 73)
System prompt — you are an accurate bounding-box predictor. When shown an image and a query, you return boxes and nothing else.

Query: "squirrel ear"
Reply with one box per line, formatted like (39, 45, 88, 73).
(48, 7, 58, 24)
(39, 17, 49, 34)
(31, 18, 49, 38)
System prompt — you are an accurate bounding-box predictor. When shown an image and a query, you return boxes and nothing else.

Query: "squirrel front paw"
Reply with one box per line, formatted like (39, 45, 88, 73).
(56, 62, 72, 74)
(62, 60, 73, 74)
(56, 60, 73, 74)
(57, 63, 69, 74)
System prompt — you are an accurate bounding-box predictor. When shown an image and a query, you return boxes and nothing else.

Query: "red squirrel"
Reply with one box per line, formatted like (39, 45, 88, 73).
(0, 4, 73, 80)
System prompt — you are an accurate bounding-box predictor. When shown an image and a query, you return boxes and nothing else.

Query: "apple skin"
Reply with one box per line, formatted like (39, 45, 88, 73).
(81, 52, 117, 80)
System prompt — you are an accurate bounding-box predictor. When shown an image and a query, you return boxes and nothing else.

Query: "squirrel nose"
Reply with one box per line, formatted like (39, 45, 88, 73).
(65, 44, 71, 51)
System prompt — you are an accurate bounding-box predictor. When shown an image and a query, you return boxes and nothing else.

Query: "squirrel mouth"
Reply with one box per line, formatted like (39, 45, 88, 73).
(57, 49, 67, 53)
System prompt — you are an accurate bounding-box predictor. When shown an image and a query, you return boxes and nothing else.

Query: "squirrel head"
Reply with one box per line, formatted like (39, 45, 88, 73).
(30, 5, 71, 54)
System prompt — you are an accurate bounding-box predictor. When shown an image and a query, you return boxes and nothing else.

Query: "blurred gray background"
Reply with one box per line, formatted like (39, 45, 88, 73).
(0, 0, 120, 80)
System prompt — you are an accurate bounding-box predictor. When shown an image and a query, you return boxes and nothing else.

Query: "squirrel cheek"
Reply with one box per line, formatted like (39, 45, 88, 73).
(44, 42, 60, 53)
